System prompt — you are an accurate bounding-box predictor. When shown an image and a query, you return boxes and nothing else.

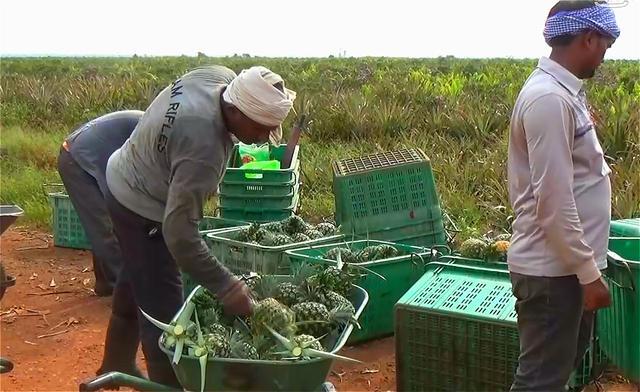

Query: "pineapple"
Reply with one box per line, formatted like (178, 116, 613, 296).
(250, 298, 296, 338)
(484, 240, 510, 262)
(291, 233, 311, 243)
(374, 244, 399, 260)
(262, 221, 283, 233)
(311, 265, 357, 297)
(315, 222, 337, 236)
(323, 290, 356, 316)
(303, 228, 324, 240)
(459, 238, 489, 259)
(355, 246, 376, 263)
(254, 228, 269, 243)
(325, 247, 358, 264)
(292, 334, 324, 351)
(274, 282, 301, 307)
(258, 231, 277, 246)
(245, 274, 262, 298)
(204, 332, 231, 358)
(292, 301, 331, 337)
(229, 331, 259, 360)
(281, 215, 306, 235)
(494, 233, 512, 242)
(272, 234, 292, 246)
(236, 223, 262, 242)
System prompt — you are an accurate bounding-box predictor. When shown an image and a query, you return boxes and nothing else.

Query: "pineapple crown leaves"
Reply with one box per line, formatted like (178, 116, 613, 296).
(265, 325, 361, 363)
(250, 274, 280, 300)
(329, 304, 361, 330)
(139, 300, 197, 365)
(192, 308, 209, 392)
(336, 249, 386, 281)
(290, 263, 317, 285)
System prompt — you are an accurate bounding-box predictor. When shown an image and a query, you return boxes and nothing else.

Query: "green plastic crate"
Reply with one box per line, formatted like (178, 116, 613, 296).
(161, 278, 368, 392)
(608, 237, 640, 261)
(47, 192, 92, 250)
(181, 217, 252, 298)
(219, 191, 298, 210)
(286, 240, 438, 343)
(219, 193, 300, 223)
(219, 179, 298, 197)
(347, 214, 447, 248)
(198, 216, 250, 233)
(598, 250, 640, 382)
(332, 148, 447, 247)
(206, 226, 344, 275)
(610, 218, 640, 237)
(395, 262, 597, 391)
(222, 144, 300, 184)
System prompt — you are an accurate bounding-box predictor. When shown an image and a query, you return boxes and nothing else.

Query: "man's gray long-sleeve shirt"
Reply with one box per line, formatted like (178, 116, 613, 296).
(106, 66, 237, 295)
(65, 110, 143, 192)
(507, 57, 611, 285)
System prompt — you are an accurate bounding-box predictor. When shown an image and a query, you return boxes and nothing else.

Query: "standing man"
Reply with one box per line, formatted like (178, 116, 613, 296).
(57, 110, 143, 297)
(507, 1, 619, 391)
(98, 65, 296, 386)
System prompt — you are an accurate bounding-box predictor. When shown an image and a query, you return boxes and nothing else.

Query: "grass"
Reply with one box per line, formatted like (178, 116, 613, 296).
(1, 56, 638, 238)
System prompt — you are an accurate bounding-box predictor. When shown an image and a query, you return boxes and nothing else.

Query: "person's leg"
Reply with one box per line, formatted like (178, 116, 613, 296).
(104, 189, 182, 387)
(510, 273, 585, 392)
(97, 268, 144, 378)
(57, 148, 121, 294)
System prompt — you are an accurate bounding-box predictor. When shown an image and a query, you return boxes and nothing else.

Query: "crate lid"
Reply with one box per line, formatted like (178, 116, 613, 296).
(397, 261, 517, 323)
(332, 148, 429, 177)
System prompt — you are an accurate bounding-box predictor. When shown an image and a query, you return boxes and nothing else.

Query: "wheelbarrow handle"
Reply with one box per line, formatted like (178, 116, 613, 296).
(79, 371, 180, 392)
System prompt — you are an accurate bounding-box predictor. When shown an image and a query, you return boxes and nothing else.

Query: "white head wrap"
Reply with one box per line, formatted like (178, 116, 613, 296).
(223, 66, 296, 127)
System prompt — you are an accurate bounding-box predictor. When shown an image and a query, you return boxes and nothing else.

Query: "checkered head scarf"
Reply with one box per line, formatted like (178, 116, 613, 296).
(543, 4, 621, 45)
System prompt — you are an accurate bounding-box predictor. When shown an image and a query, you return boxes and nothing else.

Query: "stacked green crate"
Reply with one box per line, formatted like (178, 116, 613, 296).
(395, 261, 599, 391)
(332, 148, 447, 248)
(218, 144, 301, 223)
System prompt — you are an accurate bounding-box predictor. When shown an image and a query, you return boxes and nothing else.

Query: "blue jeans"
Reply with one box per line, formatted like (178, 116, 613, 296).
(510, 273, 594, 392)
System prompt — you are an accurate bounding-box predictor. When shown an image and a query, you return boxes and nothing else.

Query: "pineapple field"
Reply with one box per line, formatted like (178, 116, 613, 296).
(1, 56, 639, 237)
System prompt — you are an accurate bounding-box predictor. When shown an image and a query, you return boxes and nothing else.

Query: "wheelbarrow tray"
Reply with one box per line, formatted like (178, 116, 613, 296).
(0, 205, 24, 236)
(160, 278, 368, 392)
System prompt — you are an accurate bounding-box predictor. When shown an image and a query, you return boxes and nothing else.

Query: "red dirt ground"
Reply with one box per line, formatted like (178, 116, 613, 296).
(0, 229, 637, 392)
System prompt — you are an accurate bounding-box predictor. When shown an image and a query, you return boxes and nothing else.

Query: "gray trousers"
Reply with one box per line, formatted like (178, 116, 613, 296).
(57, 148, 122, 290)
(510, 272, 594, 392)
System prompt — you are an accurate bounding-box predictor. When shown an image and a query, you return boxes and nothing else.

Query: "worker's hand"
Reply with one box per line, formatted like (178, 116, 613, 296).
(582, 276, 611, 311)
(219, 278, 254, 317)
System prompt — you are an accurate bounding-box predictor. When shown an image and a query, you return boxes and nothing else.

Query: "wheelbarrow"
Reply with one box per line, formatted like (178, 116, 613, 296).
(79, 279, 364, 392)
(0, 204, 24, 374)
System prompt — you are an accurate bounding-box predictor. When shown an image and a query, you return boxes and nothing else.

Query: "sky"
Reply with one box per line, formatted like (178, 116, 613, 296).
(1, 0, 638, 59)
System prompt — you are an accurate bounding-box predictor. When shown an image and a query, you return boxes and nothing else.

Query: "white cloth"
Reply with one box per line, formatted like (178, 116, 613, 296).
(223, 66, 296, 127)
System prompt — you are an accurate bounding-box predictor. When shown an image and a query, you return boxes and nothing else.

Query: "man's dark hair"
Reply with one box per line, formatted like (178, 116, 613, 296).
(547, 1, 599, 47)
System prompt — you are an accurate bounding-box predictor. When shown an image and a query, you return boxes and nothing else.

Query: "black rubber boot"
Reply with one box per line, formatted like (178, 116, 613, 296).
(145, 359, 181, 388)
(97, 314, 144, 378)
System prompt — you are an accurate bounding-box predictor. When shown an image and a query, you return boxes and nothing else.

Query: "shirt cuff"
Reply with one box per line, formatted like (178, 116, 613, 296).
(576, 261, 602, 285)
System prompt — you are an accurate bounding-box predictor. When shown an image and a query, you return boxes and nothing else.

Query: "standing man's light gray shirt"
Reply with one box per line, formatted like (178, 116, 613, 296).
(507, 57, 611, 285)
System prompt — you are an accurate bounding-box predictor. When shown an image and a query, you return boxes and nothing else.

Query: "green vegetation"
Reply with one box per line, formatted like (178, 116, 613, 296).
(1, 57, 638, 237)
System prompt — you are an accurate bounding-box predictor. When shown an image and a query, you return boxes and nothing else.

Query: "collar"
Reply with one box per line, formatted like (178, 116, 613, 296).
(537, 57, 584, 97)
